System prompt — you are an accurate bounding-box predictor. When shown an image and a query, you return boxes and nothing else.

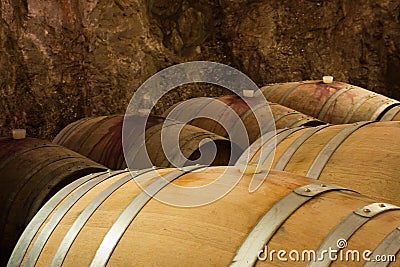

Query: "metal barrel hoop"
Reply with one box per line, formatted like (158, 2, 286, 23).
(307, 202, 400, 267)
(89, 165, 206, 267)
(230, 182, 353, 267)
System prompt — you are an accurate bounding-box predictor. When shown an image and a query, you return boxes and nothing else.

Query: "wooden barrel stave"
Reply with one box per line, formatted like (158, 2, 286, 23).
(163, 95, 325, 144)
(69, 116, 118, 153)
(4, 156, 104, 261)
(121, 115, 167, 169)
(52, 117, 93, 145)
(0, 138, 54, 165)
(249, 124, 343, 177)
(9, 167, 400, 266)
(53, 115, 164, 169)
(261, 81, 318, 113)
(269, 103, 325, 129)
(381, 105, 400, 121)
(59, 116, 123, 169)
(260, 80, 400, 124)
(216, 97, 326, 137)
(0, 146, 80, 232)
(57, 116, 110, 152)
(162, 96, 247, 138)
(348, 97, 398, 122)
(81, 116, 124, 169)
(141, 122, 238, 167)
(240, 121, 400, 205)
(265, 199, 400, 267)
(264, 81, 352, 122)
(0, 138, 106, 266)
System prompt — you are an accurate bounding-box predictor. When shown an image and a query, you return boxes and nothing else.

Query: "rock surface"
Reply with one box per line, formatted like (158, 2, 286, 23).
(224, 0, 400, 98)
(0, 0, 399, 139)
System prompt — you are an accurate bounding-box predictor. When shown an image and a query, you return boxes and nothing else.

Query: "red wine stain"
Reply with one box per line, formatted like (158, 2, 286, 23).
(218, 95, 258, 116)
(310, 81, 355, 121)
(88, 115, 166, 169)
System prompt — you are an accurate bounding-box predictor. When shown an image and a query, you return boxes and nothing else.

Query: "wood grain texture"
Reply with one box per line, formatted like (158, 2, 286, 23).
(14, 167, 400, 266)
(0, 137, 106, 265)
(260, 80, 399, 124)
(163, 95, 324, 144)
(244, 121, 400, 205)
(143, 122, 238, 167)
(53, 115, 165, 169)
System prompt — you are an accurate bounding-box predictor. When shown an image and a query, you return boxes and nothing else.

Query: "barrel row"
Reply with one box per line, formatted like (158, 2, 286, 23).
(260, 80, 400, 124)
(8, 167, 400, 266)
(53, 115, 240, 170)
(52, 78, 400, 172)
(0, 137, 106, 265)
(237, 121, 400, 205)
(5, 78, 397, 267)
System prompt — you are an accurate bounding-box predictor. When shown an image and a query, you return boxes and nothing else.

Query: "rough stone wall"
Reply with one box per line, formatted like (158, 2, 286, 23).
(223, 0, 400, 98)
(1, 0, 399, 139)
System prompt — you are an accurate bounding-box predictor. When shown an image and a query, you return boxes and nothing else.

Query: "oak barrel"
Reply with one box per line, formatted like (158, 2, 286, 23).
(54, 115, 238, 169)
(260, 80, 400, 124)
(246, 102, 325, 142)
(0, 137, 106, 265)
(237, 121, 400, 205)
(8, 167, 400, 266)
(53, 115, 164, 170)
(163, 95, 324, 143)
(132, 121, 242, 168)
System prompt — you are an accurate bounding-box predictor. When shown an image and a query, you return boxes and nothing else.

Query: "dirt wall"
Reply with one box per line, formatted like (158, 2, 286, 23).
(1, 0, 399, 139)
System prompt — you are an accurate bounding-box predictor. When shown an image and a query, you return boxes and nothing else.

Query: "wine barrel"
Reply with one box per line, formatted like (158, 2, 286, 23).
(247, 102, 325, 142)
(131, 121, 242, 168)
(54, 115, 238, 169)
(381, 105, 400, 121)
(0, 137, 106, 266)
(260, 80, 400, 124)
(9, 167, 400, 266)
(53, 115, 165, 170)
(163, 95, 324, 143)
(237, 121, 400, 205)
